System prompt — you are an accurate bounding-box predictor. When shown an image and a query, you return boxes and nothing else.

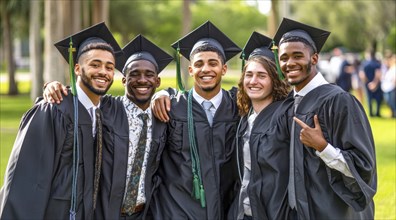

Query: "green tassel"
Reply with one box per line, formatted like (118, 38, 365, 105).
(176, 44, 185, 92)
(68, 37, 77, 96)
(193, 174, 200, 199)
(241, 50, 245, 72)
(199, 185, 206, 208)
(271, 40, 284, 80)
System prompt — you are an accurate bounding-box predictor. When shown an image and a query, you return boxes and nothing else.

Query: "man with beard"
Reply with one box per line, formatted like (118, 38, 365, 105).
(273, 18, 377, 219)
(150, 21, 241, 219)
(42, 35, 173, 220)
(0, 22, 122, 219)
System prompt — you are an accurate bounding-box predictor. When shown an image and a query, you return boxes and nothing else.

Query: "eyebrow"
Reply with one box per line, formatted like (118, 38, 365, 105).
(90, 59, 115, 66)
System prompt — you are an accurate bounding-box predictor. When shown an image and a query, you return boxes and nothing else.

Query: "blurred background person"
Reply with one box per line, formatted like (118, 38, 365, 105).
(336, 53, 355, 92)
(359, 50, 383, 117)
(328, 47, 344, 83)
(381, 54, 396, 118)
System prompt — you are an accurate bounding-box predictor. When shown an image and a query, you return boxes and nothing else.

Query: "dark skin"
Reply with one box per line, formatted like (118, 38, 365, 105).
(278, 41, 327, 152)
(122, 60, 160, 110)
(43, 59, 160, 111)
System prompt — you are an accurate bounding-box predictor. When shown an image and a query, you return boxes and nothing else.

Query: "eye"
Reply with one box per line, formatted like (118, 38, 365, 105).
(209, 62, 218, 67)
(259, 74, 267, 79)
(90, 63, 99, 68)
(245, 73, 253, 78)
(145, 72, 156, 78)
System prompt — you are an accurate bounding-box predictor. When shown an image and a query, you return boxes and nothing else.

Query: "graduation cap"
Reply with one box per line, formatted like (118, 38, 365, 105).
(273, 17, 330, 53)
(171, 21, 241, 62)
(54, 22, 122, 69)
(241, 31, 275, 61)
(171, 21, 241, 92)
(118, 34, 174, 75)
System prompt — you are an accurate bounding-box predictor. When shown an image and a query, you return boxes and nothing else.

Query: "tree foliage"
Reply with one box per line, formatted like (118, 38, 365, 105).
(109, 0, 268, 69)
(290, 0, 396, 53)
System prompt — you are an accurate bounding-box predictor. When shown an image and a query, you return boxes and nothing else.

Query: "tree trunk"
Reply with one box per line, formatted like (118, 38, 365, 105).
(181, 0, 192, 89)
(82, 0, 90, 27)
(30, 0, 43, 101)
(92, 0, 109, 24)
(268, 0, 279, 36)
(44, 0, 65, 84)
(2, 5, 18, 95)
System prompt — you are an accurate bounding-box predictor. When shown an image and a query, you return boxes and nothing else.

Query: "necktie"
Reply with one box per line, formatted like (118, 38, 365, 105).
(93, 108, 103, 210)
(202, 100, 214, 126)
(288, 95, 303, 209)
(123, 113, 148, 215)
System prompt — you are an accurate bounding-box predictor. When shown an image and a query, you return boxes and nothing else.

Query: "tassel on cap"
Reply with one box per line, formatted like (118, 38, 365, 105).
(176, 44, 185, 92)
(271, 41, 284, 80)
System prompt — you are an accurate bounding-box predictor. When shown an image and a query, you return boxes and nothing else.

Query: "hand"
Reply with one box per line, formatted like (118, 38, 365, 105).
(43, 81, 68, 104)
(294, 115, 327, 152)
(367, 81, 378, 91)
(151, 95, 171, 122)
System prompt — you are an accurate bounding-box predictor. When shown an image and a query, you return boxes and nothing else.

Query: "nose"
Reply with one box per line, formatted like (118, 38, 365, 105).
(201, 63, 210, 73)
(249, 74, 258, 84)
(137, 74, 148, 83)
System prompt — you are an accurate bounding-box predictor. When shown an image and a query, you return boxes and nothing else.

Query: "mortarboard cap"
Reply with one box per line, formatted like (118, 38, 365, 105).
(273, 18, 330, 53)
(171, 21, 241, 62)
(118, 35, 174, 75)
(241, 31, 275, 61)
(54, 22, 123, 70)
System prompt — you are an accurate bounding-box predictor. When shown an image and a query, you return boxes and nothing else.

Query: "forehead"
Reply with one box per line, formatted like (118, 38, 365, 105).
(279, 41, 309, 54)
(125, 59, 157, 72)
(79, 49, 115, 63)
(245, 61, 267, 73)
(191, 51, 222, 62)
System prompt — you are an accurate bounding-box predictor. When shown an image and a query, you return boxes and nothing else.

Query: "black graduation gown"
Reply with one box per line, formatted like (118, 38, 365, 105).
(230, 101, 289, 220)
(148, 88, 240, 220)
(94, 95, 129, 220)
(0, 94, 95, 220)
(279, 84, 377, 219)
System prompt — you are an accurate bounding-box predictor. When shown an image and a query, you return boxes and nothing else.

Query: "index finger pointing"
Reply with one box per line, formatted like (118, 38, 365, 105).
(293, 116, 309, 129)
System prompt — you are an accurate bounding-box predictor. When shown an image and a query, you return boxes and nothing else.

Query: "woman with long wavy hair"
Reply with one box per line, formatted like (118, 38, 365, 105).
(231, 32, 290, 220)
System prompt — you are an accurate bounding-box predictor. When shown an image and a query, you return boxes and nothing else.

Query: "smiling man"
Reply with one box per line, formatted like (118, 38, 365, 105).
(273, 18, 377, 219)
(42, 34, 173, 220)
(150, 21, 241, 220)
(0, 22, 122, 219)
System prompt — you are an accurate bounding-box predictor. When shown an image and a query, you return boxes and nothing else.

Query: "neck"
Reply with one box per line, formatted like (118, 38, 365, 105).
(78, 81, 101, 106)
(251, 97, 273, 114)
(194, 85, 221, 100)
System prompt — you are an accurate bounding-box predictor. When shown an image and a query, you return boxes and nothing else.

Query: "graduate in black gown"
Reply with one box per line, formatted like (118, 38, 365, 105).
(99, 35, 173, 220)
(150, 21, 241, 219)
(273, 18, 377, 219)
(0, 23, 122, 219)
(231, 32, 290, 220)
(42, 35, 173, 220)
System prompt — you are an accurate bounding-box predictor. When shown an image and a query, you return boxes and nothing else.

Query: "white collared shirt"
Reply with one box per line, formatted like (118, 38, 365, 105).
(192, 88, 223, 117)
(121, 96, 152, 205)
(76, 85, 100, 136)
(293, 72, 353, 178)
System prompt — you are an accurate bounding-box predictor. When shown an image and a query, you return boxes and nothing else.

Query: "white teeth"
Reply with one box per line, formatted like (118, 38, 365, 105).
(202, 76, 213, 80)
(136, 88, 148, 91)
(95, 79, 106, 83)
(250, 87, 261, 91)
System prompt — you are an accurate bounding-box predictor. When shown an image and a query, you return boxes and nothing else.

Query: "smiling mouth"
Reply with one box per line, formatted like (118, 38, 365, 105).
(249, 87, 261, 91)
(201, 76, 215, 81)
(93, 78, 108, 86)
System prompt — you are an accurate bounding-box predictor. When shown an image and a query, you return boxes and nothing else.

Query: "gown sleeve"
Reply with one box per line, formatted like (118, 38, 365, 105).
(0, 101, 71, 219)
(321, 93, 376, 211)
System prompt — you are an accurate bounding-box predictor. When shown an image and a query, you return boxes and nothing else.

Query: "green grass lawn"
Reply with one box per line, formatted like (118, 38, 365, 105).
(0, 76, 395, 219)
